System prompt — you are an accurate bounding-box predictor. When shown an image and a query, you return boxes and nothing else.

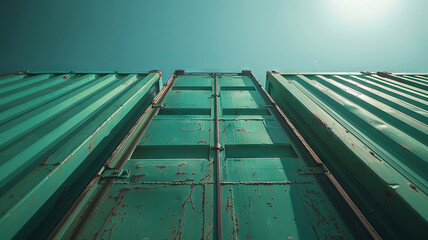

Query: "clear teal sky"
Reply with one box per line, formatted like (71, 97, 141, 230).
(1, 0, 427, 83)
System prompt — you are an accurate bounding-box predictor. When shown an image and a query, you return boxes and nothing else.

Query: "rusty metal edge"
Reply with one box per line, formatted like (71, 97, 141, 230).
(0, 71, 27, 78)
(251, 70, 381, 240)
(377, 70, 428, 88)
(213, 74, 223, 240)
(269, 71, 428, 77)
(177, 71, 238, 75)
(149, 69, 162, 81)
(15, 71, 154, 75)
(47, 70, 176, 239)
(378, 72, 428, 76)
(269, 71, 363, 76)
(112, 69, 178, 170)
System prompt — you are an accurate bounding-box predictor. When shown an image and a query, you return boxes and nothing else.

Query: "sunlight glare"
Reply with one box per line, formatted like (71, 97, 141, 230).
(326, 0, 399, 24)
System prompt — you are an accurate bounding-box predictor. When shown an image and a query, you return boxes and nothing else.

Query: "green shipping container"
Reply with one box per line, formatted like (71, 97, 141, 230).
(266, 71, 428, 239)
(50, 70, 379, 240)
(0, 71, 162, 239)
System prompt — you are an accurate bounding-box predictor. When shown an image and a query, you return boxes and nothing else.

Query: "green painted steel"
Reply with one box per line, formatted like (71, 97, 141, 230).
(51, 70, 378, 240)
(266, 71, 428, 239)
(0, 71, 161, 239)
(377, 72, 428, 91)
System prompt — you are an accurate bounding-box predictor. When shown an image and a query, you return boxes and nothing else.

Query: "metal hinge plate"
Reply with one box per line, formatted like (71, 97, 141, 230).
(153, 104, 166, 108)
(210, 144, 225, 151)
(102, 169, 131, 178)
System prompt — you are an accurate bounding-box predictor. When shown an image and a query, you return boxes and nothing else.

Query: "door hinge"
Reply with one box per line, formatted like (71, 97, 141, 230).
(153, 104, 166, 108)
(101, 169, 131, 178)
(210, 144, 225, 151)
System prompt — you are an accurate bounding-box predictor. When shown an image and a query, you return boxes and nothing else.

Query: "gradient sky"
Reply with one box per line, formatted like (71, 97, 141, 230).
(1, 0, 427, 84)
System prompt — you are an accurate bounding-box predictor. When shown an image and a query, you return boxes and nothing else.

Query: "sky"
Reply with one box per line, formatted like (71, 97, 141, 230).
(0, 0, 427, 84)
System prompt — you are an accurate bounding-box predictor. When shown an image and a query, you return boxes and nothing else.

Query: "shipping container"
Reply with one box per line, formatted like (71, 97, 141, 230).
(0, 71, 162, 239)
(266, 71, 428, 239)
(49, 70, 379, 240)
(377, 72, 428, 91)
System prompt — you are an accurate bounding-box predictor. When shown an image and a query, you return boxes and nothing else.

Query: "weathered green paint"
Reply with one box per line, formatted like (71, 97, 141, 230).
(51, 71, 376, 240)
(0, 71, 161, 239)
(266, 71, 428, 239)
(377, 72, 428, 91)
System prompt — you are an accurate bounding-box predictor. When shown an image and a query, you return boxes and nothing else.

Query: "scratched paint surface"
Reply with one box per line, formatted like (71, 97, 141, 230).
(78, 184, 205, 240)
(267, 72, 428, 239)
(55, 72, 372, 239)
(0, 71, 161, 239)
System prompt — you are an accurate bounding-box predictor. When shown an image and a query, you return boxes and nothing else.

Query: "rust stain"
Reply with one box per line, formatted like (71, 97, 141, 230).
(266, 202, 272, 208)
(174, 185, 200, 240)
(246, 232, 256, 239)
(400, 144, 411, 151)
(180, 123, 205, 132)
(312, 113, 327, 128)
(226, 197, 233, 214)
(131, 173, 146, 180)
(183, 185, 196, 209)
(369, 151, 382, 162)
(235, 217, 239, 233)
(34, 152, 59, 174)
(172, 219, 184, 240)
(332, 131, 342, 140)
(236, 127, 246, 132)
(300, 184, 333, 233)
(95, 186, 149, 240)
(39, 152, 56, 166)
(201, 185, 206, 239)
(144, 133, 151, 143)
(176, 163, 188, 175)
(409, 183, 423, 196)
(205, 223, 213, 240)
(156, 165, 168, 169)
(199, 174, 211, 182)
(349, 139, 359, 150)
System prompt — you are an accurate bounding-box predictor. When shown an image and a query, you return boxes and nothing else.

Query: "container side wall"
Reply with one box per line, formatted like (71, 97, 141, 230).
(267, 71, 428, 239)
(0, 71, 161, 239)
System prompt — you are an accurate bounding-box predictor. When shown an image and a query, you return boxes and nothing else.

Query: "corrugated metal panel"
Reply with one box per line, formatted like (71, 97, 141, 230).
(0, 71, 162, 239)
(377, 72, 428, 91)
(267, 71, 428, 239)
(50, 70, 378, 240)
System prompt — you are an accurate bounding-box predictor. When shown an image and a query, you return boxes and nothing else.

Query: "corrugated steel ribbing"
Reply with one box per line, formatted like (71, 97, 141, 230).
(0, 71, 161, 239)
(267, 71, 428, 239)
(377, 72, 428, 91)
(50, 70, 378, 240)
